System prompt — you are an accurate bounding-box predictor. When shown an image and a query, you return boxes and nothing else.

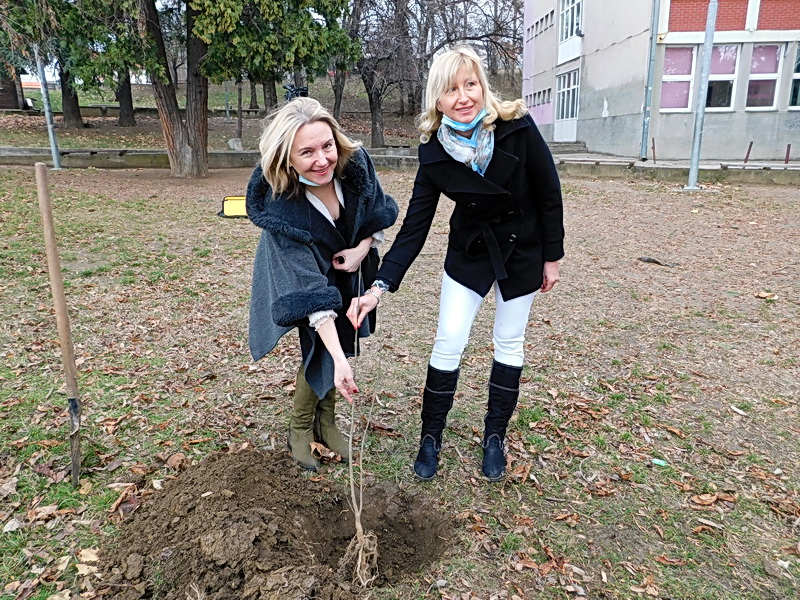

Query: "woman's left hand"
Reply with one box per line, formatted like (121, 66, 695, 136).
(334, 357, 358, 403)
(332, 238, 373, 273)
(540, 261, 560, 292)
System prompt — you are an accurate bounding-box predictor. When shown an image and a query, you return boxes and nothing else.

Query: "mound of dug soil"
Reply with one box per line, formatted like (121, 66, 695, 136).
(96, 449, 449, 599)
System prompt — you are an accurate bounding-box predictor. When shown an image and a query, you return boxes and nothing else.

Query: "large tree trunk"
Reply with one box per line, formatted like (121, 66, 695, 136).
(248, 79, 258, 110)
(263, 81, 277, 111)
(117, 69, 136, 127)
(332, 69, 346, 121)
(185, 2, 208, 173)
(58, 65, 84, 129)
(141, 0, 207, 178)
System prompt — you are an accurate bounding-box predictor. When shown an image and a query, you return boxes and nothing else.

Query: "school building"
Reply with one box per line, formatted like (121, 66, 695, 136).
(522, 0, 800, 160)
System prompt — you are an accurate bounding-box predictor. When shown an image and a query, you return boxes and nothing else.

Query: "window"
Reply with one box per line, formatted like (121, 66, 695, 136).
(706, 45, 738, 109)
(791, 48, 800, 108)
(559, 0, 582, 43)
(660, 47, 695, 110)
(747, 45, 781, 109)
(556, 70, 580, 120)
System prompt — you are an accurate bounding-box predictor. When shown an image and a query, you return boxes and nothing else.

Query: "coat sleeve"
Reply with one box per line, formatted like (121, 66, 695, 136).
(374, 158, 442, 291)
(353, 149, 400, 243)
(523, 115, 565, 262)
(251, 228, 342, 331)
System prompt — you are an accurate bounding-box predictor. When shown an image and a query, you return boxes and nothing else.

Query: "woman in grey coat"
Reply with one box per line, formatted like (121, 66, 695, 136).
(247, 98, 398, 471)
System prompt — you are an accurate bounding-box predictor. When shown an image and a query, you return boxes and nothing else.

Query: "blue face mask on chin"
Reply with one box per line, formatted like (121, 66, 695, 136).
(441, 107, 488, 132)
(298, 174, 322, 187)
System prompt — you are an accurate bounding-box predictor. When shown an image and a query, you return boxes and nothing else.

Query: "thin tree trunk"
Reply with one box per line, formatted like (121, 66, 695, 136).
(59, 65, 83, 129)
(332, 69, 346, 121)
(249, 79, 258, 110)
(360, 65, 385, 147)
(236, 79, 243, 140)
(12, 66, 25, 109)
(263, 81, 277, 111)
(117, 69, 136, 127)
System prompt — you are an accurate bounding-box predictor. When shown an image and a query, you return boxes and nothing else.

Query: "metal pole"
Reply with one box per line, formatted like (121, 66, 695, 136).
(33, 44, 62, 170)
(685, 0, 718, 190)
(640, 0, 662, 160)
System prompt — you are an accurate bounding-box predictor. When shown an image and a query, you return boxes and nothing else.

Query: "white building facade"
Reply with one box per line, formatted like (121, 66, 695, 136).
(523, 0, 800, 160)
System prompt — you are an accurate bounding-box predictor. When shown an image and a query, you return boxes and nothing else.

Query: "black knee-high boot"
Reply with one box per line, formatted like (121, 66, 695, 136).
(413, 365, 459, 481)
(482, 360, 522, 481)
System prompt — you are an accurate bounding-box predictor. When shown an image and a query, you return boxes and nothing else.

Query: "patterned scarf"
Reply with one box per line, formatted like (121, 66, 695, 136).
(437, 120, 495, 177)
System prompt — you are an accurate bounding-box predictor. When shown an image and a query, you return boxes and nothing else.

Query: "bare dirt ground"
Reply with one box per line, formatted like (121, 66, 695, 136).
(1, 164, 799, 599)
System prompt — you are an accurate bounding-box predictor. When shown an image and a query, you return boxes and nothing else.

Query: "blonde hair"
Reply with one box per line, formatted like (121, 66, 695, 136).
(417, 46, 527, 143)
(258, 97, 361, 197)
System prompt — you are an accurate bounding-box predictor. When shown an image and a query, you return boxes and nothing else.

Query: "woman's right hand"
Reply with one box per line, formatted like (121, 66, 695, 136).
(346, 292, 379, 328)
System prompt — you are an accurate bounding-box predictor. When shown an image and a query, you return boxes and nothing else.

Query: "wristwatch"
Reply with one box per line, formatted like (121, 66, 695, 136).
(364, 288, 381, 304)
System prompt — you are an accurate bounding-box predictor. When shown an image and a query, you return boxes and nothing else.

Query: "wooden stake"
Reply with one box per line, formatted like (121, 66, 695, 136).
(35, 162, 81, 487)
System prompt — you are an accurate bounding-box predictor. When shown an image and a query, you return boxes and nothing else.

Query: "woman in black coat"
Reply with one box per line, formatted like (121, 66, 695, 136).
(348, 46, 564, 482)
(247, 98, 398, 471)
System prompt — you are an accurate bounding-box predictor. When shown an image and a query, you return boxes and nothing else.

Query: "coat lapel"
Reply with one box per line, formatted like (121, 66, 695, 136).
(422, 117, 529, 196)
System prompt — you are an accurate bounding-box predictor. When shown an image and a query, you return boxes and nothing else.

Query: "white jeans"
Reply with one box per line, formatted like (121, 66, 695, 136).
(429, 272, 537, 371)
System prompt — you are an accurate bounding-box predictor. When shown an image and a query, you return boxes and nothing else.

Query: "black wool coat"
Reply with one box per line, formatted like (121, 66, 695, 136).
(246, 148, 399, 398)
(377, 114, 564, 301)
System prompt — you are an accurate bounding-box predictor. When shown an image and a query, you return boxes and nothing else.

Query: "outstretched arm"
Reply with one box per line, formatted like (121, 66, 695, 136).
(315, 317, 358, 402)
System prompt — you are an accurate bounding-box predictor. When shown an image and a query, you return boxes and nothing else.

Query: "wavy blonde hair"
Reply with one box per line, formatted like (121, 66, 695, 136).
(417, 46, 527, 143)
(258, 97, 361, 197)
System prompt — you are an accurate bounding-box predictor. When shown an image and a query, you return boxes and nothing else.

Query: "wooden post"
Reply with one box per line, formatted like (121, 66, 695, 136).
(35, 162, 81, 487)
(651, 138, 657, 164)
(786, 144, 791, 165)
(744, 141, 753, 163)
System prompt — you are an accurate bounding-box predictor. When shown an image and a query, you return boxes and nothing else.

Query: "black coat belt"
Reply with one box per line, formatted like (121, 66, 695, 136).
(464, 218, 513, 281)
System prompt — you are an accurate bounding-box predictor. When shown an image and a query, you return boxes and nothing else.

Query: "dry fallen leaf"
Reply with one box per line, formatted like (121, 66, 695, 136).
(77, 548, 100, 562)
(654, 555, 687, 566)
(691, 493, 718, 506)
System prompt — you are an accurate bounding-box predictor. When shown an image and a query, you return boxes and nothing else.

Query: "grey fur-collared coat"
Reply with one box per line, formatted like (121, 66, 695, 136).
(246, 148, 398, 398)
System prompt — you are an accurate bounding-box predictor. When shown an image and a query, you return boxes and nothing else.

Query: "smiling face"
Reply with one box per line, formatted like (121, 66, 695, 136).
(290, 120, 338, 187)
(436, 66, 485, 125)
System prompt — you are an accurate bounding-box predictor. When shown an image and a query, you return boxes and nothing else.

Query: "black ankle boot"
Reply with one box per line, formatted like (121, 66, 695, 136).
(481, 361, 522, 481)
(413, 365, 459, 481)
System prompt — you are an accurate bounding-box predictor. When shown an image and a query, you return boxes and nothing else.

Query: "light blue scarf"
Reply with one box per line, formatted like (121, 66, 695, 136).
(437, 111, 494, 176)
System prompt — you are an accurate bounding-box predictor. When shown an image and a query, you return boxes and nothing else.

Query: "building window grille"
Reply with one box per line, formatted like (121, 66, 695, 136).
(790, 48, 800, 108)
(556, 69, 580, 120)
(746, 45, 781, 109)
(559, 0, 582, 43)
(660, 47, 695, 110)
(706, 45, 738, 109)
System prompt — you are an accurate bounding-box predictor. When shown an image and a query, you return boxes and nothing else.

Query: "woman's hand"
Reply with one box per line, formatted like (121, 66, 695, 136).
(540, 261, 560, 292)
(334, 357, 358, 403)
(346, 291, 379, 328)
(332, 237, 373, 273)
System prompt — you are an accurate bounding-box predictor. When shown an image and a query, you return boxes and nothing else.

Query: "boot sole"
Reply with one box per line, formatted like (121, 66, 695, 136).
(286, 436, 319, 472)
(482, 470, 505, 482)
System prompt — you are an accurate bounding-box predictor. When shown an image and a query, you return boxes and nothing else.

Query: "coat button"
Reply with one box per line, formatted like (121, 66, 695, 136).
(468, 202, 477, 208)
(509, 234, 517, 242)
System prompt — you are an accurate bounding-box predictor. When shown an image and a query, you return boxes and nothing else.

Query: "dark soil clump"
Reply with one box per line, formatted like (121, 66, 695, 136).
(96, 449, 449, 599)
